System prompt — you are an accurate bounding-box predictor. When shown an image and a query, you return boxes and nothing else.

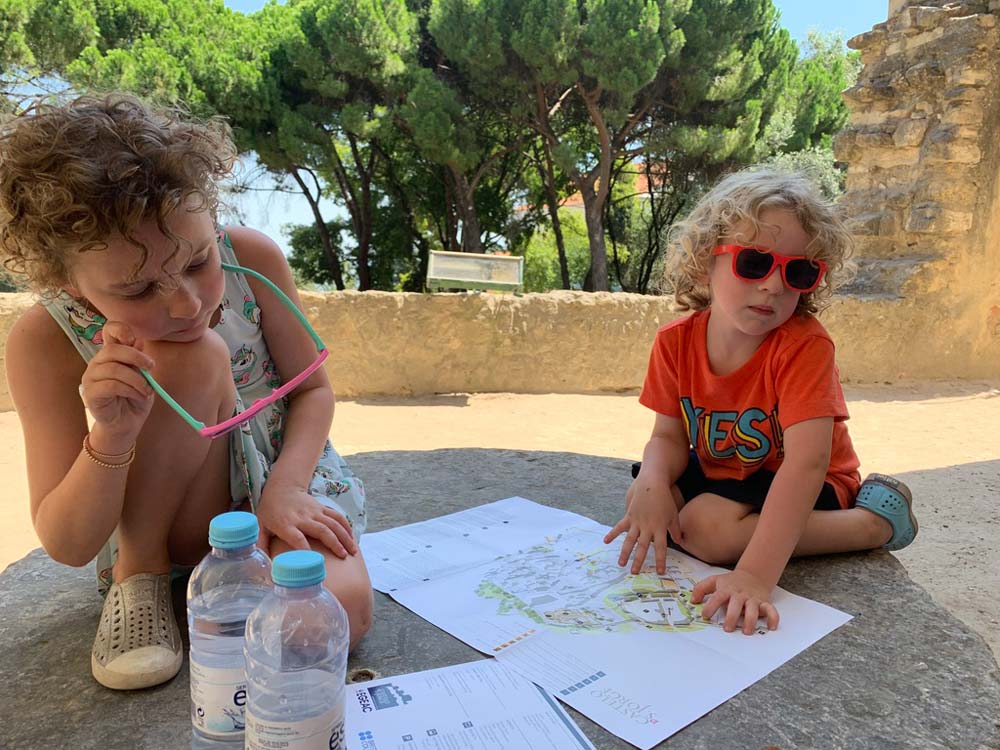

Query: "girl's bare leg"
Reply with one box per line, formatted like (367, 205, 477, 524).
(269, 535, 374, 650)
(112, 331, 235, 581)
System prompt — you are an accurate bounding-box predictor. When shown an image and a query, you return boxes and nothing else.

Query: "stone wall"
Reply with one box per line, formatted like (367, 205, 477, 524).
(0, 287, 994, 412)
(0, 291, 682, 411)
(834, 0, 1000, 378)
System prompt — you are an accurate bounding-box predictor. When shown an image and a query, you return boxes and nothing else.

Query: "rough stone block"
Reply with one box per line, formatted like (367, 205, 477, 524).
(904, 25, 946, 50)
(906, 202, 975, 234)
(850, 210, 904, 240)
(857, 131, 893, 149)
(941, 103, 986, 126)
(832, 130, 860, 161)
(860, 47, 886, 66)
(885, 39, 906, 56)
(915, 7, 954, 29)
(844, 78, 898, 106)
(864, 147, 922, 169)
(945, 84, 988, 103)
(836, 256, 932, 296)
(941, 13, 997, 41)
(922, 139, 983, 165)
(852, 211, 887, 236)
(849, 109, 911, 128)
(893, 118, 929, 147)
(947, 64, 992, 87)
(849, 236, 906, 260)
(1, 449, 999, 750)
(914, 176, 980, 209)
(848, 27, 887, 51)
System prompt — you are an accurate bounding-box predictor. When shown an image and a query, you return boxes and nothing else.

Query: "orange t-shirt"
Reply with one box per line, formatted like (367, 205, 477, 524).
(639, 310, 861, 508)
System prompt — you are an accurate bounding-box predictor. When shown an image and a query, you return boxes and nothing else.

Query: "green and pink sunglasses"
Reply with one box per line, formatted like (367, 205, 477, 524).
(139, 262, 328, 439)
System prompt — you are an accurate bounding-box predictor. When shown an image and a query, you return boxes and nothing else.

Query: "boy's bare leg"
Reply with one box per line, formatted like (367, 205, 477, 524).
(677, 493, 893, 566)
(112, 331, 235, 581)
(269, 535, 374, 650)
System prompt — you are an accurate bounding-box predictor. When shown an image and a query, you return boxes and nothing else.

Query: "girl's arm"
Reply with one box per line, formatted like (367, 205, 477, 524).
(226, 227, 354, 556)
(6, 307, 142, 565)
(227, 226, 333, 483)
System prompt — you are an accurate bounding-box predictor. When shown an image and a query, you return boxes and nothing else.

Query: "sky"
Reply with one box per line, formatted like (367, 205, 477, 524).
(221, 0, 891, 255)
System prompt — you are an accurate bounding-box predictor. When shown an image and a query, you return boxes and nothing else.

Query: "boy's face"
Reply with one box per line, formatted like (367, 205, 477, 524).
(63, 206, 225, 343)
(708, 208, 809, 341)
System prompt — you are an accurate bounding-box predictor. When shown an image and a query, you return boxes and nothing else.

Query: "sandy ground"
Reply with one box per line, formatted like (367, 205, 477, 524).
(1, 381, 998, 662)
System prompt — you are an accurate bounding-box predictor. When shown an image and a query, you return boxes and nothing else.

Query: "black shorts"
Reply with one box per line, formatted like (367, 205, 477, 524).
(631, 452, 842, 512)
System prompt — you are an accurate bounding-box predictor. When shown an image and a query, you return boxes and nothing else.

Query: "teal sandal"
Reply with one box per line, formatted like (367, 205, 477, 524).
(855, 473, 917, 551)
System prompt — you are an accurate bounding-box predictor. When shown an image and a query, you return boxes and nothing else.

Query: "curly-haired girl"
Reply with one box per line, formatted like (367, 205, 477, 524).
(0, 93, 372, 690)
(605, 168, 917, 634)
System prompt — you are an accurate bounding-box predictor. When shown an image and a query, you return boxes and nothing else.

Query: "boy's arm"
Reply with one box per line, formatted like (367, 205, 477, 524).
(736, 416, 833, 588)
(604, 412, 690, 574)
(692, 416, 833, 632)
(638, 412, 692, 486)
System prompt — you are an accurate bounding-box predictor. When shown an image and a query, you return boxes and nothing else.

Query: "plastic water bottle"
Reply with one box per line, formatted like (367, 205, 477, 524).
(244, 550, 350, 750)
(187, 511, 272, 746)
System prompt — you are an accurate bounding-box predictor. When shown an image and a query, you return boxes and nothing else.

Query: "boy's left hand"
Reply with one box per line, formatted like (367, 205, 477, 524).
(691, 569, 779, 635)
(256, 478, 358, 559)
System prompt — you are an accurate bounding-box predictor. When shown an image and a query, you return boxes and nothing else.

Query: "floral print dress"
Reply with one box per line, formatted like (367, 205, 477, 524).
(43, 230, 367, 593)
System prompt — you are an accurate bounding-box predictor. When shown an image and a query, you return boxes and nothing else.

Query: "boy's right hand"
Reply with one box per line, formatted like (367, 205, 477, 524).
(79, 322, 156, 452)
(603, 475, 683, 575)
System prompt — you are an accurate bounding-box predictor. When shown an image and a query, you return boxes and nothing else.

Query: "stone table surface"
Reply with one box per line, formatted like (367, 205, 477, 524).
(2, 449, 998, 750)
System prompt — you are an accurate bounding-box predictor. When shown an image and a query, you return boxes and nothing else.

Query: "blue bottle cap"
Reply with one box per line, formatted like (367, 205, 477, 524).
(272, 550, 326, 588)
(208, 511, 259, 550)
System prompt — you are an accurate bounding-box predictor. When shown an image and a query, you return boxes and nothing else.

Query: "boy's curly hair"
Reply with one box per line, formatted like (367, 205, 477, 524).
(663, 168, 855, 316)
(0, 92, 237, 293)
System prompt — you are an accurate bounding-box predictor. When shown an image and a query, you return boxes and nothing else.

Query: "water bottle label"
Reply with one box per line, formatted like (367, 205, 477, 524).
(190, 658, 248, 738)
(246, 704, 345, 750)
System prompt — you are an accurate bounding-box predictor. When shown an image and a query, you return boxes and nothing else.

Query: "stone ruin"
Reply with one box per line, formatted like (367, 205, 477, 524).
(832, 0, 1000, 378)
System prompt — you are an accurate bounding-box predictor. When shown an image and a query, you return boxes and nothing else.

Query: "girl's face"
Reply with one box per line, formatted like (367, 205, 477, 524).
(708, 208, 810, 341)
(63, 207, 225, 343)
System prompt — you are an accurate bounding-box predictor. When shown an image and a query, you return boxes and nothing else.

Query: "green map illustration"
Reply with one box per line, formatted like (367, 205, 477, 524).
(475, 527, 718, 634)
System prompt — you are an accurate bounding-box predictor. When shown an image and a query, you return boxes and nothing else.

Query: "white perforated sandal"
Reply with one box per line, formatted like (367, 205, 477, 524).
(91, 572, 182, 690)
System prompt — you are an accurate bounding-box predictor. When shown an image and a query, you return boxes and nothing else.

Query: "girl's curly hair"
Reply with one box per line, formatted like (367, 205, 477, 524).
(663, 168, 855, 316)
(0, 92, 237, 293)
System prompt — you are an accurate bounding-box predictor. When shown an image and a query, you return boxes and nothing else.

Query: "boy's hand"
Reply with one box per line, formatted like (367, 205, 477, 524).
(603, 476, 683, 575)
(80, 322, 155, 450)
(692, 569, 780, 634)
(256, 478, 358, 559)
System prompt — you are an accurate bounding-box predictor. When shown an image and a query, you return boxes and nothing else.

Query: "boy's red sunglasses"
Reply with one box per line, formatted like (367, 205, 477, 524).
(713, 244, 827, 293)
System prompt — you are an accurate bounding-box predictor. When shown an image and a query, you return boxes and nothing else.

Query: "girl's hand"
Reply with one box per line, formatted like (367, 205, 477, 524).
(256, 478, 358, 559)
(79, 322, 155, 450)
(692, 569, 780, 634)
(603, 475, 683, 575)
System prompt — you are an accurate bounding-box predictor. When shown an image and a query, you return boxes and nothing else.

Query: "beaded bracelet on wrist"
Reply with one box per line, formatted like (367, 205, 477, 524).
(82, 433, 136, 469)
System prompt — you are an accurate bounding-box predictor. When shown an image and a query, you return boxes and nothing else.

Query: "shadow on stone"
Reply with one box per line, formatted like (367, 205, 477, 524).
(2, 448, 998, 749)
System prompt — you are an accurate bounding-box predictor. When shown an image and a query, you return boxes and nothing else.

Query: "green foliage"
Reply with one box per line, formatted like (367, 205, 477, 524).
(521, 209, 591, 292)
(769, 30, 860, 153)
(401, 66, 476, 169)
(760, 143, 844, 199)
(0, 0, 35, 70)
(24, 0, 98, 70)
(286, 218, 353, 288)
(3, 0, 858, 294)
